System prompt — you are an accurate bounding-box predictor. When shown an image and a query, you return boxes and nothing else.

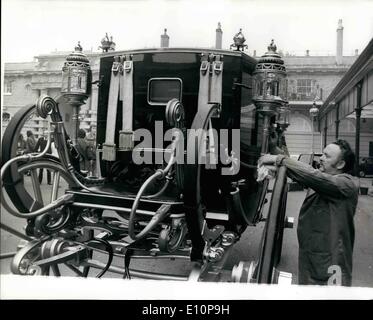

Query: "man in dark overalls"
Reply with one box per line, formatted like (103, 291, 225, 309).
(259, 139, 359, 286)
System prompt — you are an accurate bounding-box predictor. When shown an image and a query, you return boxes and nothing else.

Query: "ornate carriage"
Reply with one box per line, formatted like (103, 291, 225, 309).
(1, 36, 292, 284)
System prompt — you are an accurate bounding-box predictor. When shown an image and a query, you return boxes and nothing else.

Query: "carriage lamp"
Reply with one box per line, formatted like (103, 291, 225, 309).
(252, 40, 288, 153)
(277, 103, 291, 129)
(61, 42, 92, 144)
(309, 101, 319, 153)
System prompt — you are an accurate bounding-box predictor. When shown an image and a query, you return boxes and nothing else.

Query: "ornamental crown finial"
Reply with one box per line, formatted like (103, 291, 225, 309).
(75, 41, 83, 52)
(268, 39, 277, 53)
(230, 28, 247, 51)
(99, 33, 116, 52)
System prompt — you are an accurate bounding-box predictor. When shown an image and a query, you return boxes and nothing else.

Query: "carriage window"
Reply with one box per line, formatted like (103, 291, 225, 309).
(147, 78, 182, 105)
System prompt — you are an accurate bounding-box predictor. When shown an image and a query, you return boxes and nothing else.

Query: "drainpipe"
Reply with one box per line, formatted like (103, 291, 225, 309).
(323, 116, 328, 149)
(335, 103, 340, 139)
(355, 82, 362, 176)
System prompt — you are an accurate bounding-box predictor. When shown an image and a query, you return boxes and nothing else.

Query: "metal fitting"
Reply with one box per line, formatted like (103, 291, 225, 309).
(221, 231, 236, 247)
(285, 216, 294, 229)
(205, 247, 224, 262)
(231, 261, 256, 283)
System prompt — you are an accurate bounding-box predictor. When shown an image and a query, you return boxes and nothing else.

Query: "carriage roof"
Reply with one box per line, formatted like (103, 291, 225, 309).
(98, 47, 257, 64)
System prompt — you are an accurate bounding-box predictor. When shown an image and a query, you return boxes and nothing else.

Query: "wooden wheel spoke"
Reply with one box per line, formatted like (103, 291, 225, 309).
(50, 171, 61, 202)
(41, 266, 50, 276)
(51, 264, 61, 277)
(30, 169, 43, 206)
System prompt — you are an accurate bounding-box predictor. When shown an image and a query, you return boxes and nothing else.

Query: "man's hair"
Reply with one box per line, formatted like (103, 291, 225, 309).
(26, 130, 33, 137)
(78, 129, 86, 139)
(332, 139, 355, 173)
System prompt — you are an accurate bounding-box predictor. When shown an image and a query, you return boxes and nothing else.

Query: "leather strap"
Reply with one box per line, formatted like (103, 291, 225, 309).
(210, 57, 223, 104)
(119, 55, 134, 151)
(197, 54, 223, 168)
(102, 56, 122, 161)
(197, 58, 210, 112)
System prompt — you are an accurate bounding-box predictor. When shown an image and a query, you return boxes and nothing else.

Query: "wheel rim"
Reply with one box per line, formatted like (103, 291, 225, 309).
(2, 105, 49, 212)
(255, 166, 288, 283)
(183, 103, 221, 260)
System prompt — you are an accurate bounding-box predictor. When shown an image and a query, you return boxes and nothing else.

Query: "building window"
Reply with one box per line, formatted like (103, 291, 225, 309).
(25, 84, 32, 93)
(296, 79, 312, 99)
(288, 79, 297, 100)
(4, 81, 13, 95)
(2, 112, 11, 122)
(287, 114, 312, 132)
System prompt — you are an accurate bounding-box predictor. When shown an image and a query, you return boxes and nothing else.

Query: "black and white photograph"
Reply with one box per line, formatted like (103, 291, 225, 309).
(1, 0, 373, 303)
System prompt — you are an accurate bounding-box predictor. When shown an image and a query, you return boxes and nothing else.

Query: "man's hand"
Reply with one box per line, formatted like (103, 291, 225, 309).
(256, 154, 279, 182)
(258, 154, 278, 167)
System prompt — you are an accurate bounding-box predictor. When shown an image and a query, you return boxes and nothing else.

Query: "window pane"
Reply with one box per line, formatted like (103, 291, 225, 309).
(148, 79, 182, 104)
(5, 81, 12, 93)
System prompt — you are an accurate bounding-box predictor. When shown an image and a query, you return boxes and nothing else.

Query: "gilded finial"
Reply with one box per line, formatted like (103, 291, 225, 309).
(99, 33, 116, 52)
(230, 28, 248, 51)
(75, 41, 83, 52)
(268, 39, 277, 53)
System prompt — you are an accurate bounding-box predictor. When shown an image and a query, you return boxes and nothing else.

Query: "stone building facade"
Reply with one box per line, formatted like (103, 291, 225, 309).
(2, 51, 101, 140)
(284, 54, 357, 155)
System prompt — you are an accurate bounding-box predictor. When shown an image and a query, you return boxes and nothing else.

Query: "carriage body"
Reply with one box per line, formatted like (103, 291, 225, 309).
(90, 48, 263, 224)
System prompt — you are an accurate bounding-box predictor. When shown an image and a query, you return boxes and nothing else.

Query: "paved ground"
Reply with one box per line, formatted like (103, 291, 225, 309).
(1, 177, 373, 287)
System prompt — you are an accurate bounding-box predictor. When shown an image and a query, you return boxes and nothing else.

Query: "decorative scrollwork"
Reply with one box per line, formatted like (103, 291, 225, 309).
(34, 207, 72, 235)
(11, 237, 50, 275)
(36, 95, 57, 119)
(255, 63, 286, 72)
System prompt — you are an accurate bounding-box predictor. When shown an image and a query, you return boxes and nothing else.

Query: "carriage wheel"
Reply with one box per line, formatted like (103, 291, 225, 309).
(1, 158, 78, 266)
(1, 105, 91, 276)
(255, 165, 288, 284)
(2, 103, 79, 213)
(183, 103, 221, 261)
